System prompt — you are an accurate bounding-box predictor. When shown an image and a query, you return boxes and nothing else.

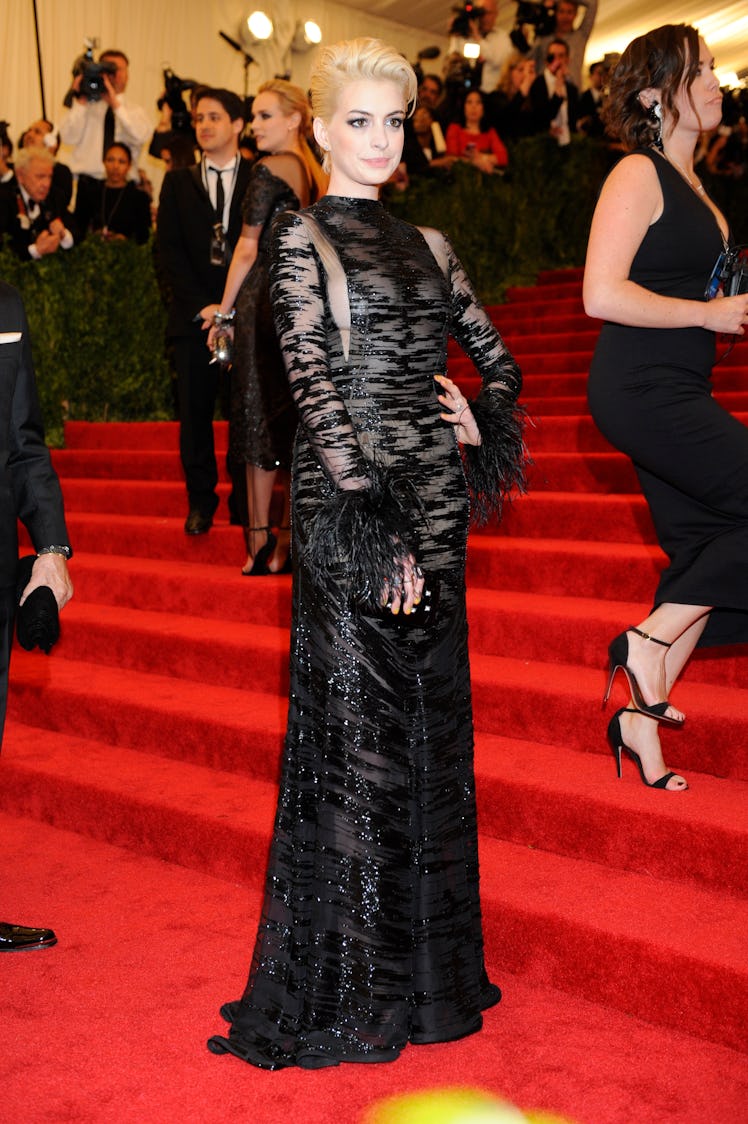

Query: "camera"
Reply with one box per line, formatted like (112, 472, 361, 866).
(63, 39, 117, 107)
(448, 2, 485, 40)
(510, 1, 557, 53)
(157, 68, 198, 135)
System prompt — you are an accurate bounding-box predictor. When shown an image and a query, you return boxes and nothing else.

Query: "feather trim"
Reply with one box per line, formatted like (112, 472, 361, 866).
(302, 461, 424, 610)
(464, 388, 530, 526)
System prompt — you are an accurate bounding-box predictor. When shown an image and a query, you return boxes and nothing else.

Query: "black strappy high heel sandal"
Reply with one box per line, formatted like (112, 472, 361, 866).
(603, 626, 684, 726)
(242, 526, 277, 576)
(607, 707, 688, 790)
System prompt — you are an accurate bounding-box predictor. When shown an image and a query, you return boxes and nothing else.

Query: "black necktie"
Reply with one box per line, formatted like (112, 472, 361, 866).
(212, 168, 225, 224)
(103, 106, 116, 158)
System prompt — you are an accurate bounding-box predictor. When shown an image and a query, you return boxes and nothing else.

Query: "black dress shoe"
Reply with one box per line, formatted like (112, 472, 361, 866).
(184, 510, 213, 535)
(0, 922, 57, 951)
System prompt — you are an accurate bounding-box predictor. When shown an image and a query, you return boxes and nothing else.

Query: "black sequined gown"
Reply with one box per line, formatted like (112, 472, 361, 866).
(588, 149, 748, 646)
(210, 195, 526, 1070)
(229, 161, 301, 470)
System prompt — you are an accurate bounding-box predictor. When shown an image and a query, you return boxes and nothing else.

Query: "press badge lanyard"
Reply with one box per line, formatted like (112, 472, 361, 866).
(201, 154, 239, 266)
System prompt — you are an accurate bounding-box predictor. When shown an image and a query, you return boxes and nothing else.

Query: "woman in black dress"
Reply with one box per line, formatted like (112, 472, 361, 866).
(206, 37, 527, 1069)
(73, 142, 151, 244)
(584, 24, 748, 790)
(204, 81, 327, 574)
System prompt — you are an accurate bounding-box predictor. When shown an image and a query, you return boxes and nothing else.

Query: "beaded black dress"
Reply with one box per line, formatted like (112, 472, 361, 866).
(208, 195, 526, 1070)
(588, 149, 748, 647)
(229, 157, 310, 470)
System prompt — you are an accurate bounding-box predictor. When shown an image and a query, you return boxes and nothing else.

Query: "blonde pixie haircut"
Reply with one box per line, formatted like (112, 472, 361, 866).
(310, 38, 418, 168)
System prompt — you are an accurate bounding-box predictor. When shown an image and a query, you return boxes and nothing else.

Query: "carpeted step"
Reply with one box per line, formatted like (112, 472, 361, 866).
(495, 492, 658, 543)
(3, 811, 746, 1124)
(40, 561, 748, 691)
(54, 472, 652, 521)
(1, 737, 745, 1055)
(455, 313, 597, 338)
(506, 281, 584, 302)
(53, 497, 661, 557)
(468, 534, 662, 599)
(7, 653, 287, 782)
(36, 520, 671, 599)
(480, 833, 748, 1055)
(51, 448, 190, 481)
(55, 478, 233, 516)
(9, 646, 748, 783)
(6, 721, 745, 899)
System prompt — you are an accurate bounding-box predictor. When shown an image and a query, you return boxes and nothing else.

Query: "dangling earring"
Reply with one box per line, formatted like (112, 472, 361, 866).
(648, 101, 663, 151)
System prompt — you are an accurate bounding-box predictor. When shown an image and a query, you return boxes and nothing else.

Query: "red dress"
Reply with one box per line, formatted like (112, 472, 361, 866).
(445, 124, 508, 166)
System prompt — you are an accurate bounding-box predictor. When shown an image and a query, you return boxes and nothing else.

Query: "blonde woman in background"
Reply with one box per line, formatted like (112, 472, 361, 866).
(204, 80, 327, 573)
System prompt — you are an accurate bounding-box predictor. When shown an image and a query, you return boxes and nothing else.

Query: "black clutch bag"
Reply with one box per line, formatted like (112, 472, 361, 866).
(15, 554, 60, 654)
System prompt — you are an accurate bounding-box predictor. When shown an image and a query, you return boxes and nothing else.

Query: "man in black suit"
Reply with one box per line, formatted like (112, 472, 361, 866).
(18, 119, 74, 208)
(157, 87, 252, 534)
(529, 38, 580, 146)
(0, 146, 76, 260)
(0, 281, 73, 950)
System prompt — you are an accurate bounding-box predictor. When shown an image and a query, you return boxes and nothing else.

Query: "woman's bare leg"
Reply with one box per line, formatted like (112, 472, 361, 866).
(244, 464, 277, 571)
(269, 470, 291, 573)
(620, 603, 711, 722)
(615, 605, 710, 790)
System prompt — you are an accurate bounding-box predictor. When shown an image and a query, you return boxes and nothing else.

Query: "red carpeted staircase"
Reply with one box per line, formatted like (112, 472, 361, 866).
(3, 269, 747, 1123)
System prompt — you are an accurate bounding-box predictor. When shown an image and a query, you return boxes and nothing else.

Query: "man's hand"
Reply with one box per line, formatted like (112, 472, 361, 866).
(20, 554, 73, 611)
(34, 229, 62, 256)
(103, 74, 121, 110)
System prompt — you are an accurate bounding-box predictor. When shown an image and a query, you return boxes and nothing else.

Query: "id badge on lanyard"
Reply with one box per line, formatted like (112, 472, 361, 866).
(210, 222, 227, 267)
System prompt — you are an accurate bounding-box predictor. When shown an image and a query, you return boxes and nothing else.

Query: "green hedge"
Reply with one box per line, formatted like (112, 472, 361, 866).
(388, 135, 615, 301)
(2, 139, 746, 437)
(0, 235, 173, 442)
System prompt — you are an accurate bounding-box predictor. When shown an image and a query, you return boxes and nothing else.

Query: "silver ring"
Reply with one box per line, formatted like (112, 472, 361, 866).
(414, 565, 424, 578)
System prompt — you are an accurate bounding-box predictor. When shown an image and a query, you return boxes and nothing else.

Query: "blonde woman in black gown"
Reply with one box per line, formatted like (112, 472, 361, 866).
(584, 24, 748, 790)
(207, 38, 527, 1069)
(205, 80, 327, 573)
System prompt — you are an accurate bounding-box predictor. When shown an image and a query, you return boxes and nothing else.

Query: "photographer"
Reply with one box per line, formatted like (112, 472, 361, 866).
(529, 37, 579, 144)
(149, 70, 200, 162)
(477, 0, 514, 94)
(531, 0, 598, 89)
(59, 48, 151, 183)
(447, 1, 513, 97)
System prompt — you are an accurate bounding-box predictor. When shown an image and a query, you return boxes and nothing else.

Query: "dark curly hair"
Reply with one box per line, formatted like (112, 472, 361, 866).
(602, 24, 702, 151)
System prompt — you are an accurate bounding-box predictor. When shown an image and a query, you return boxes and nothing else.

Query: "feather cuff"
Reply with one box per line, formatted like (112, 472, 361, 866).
(464, 389, 529, 526)
(303, 462, 424, 610)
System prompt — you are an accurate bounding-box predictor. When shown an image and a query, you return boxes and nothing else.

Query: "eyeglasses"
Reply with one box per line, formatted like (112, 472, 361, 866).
(705, 245, 748, 299)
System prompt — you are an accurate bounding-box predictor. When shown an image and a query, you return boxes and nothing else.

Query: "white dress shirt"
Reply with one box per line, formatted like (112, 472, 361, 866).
(59, 95, 151, 180)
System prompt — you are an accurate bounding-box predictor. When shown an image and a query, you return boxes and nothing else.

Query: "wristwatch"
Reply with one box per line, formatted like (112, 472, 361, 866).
(37, 545, 72, 559)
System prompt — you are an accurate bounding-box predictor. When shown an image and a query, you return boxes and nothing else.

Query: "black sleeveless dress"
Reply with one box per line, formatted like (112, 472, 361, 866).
(229, 161, 301, 470)
(207, 195, 527, 1069)
(588, 148, 748, 647)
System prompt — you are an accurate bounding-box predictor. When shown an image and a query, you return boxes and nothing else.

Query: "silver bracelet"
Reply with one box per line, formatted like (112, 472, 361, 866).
(213, 309, 236, 325)
(37, 545, 71, 559)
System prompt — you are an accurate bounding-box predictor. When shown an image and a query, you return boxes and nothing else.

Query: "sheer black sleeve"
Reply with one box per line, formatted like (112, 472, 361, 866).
(444, 233, 528, 524)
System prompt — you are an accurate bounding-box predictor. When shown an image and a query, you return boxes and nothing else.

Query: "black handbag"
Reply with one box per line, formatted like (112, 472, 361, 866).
(15, 554, 60, 654)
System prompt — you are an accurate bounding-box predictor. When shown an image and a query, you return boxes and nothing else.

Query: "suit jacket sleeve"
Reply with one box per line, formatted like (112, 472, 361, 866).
(157, 170, 213, 323)
(2, 285, 70, 554)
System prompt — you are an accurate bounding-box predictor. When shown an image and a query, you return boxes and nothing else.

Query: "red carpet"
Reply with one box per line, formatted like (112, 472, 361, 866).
(3, 268, 747, 1121)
